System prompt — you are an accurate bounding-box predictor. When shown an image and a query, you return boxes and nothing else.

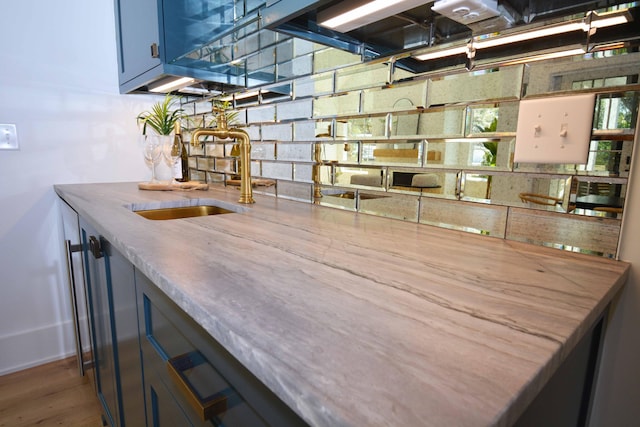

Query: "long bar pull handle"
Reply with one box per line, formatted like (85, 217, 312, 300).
(167, 353, 230, 422)
(65, 240, 86, 376)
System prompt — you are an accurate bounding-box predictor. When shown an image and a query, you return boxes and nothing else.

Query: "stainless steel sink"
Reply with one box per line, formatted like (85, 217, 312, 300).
(134, 205, 235, 220)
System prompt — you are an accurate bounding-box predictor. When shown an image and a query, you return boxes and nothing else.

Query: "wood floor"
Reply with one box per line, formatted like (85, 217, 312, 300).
(0, 357, 103, 426)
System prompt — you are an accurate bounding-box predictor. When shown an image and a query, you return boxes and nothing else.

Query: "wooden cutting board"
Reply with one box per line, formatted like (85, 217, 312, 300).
(138, 181, 209, 191)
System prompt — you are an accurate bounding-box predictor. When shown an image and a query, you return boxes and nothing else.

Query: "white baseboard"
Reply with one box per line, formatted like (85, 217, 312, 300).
(0, 320, 76, 376)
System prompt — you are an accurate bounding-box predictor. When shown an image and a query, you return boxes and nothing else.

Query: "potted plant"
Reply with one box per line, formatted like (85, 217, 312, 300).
(136, 93, 188, 136)
(137, 94, 190, 183)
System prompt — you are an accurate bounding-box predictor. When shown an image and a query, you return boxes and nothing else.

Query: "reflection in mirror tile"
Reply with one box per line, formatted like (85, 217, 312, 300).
(314, 47, 361, 73)
(251, 142, 275, 160)
(468, 172, 571, 212)
(423, 138, 513, 171)
(318, 186, 357, 211)
(594, 91, 639, 131)
(313, 121, 333, 138)
(391, 111, 421, 137)
(506, 208, 620, 258)
(336, 62, 390, 92)
(525, 51, 640, 96)
(361, 141, 423, 167)
(318, 142, 359, 164)
(420, 198, 508, 238)
(342, 116, 387, 139)
(427, 66, 523, 106)
(362, 82, 427, 114)
(359, 192, 419, 222)
(336, 166, 385, 188)
(318, 164, 333, 185)
(277, 180, 310, 202)
(294, 71, 334, 98)
(313, 92, 361, 118)
(278, 142, 313, 161)
(570, 176, 626, 219)
(577, 139, 634, 177)
(415, 107, 465, 138)
(466, 101, 519, 136)
(389, 170, 457, 200)
(261, 83, 293, 104)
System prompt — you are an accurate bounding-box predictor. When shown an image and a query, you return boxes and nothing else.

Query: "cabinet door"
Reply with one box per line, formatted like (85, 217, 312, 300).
(81, 220, 121, 426)
(108, 237, 146, 427)
(81, 219, 146, 427)
(114, 0, 161, 87)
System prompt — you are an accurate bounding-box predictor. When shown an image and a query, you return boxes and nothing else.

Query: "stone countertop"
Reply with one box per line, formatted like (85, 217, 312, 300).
(55, 182, 629, 427)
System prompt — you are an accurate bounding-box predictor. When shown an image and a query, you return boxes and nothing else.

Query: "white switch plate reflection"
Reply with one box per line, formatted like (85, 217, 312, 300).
(0, 124, 19, 150)
(514, 94, 595, 164)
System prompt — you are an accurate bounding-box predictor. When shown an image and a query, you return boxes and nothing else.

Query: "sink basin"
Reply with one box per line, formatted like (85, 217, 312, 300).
(134, 205, 235, 220)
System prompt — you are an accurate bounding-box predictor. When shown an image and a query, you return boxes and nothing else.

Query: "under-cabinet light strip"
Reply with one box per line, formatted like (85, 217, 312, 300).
(149, 77, 195, 93)
(320, 0, 405, 29)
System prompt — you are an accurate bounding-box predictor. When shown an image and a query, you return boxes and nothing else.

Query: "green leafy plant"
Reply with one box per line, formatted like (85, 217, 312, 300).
(137, 94, 188, 135)
(209, 98, 239, 126)
(480, 117, 498, 167)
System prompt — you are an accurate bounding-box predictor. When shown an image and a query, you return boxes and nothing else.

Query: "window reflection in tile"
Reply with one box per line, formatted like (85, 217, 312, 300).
(466, 102, 520, 136)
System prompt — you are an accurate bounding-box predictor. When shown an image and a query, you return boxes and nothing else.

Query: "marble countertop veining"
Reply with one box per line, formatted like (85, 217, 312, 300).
(54, 182, 629, 427)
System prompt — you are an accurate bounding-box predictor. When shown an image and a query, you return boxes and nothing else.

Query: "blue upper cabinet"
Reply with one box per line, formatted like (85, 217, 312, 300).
(114, 0, 163, 93)
(114, 0, 258, 93)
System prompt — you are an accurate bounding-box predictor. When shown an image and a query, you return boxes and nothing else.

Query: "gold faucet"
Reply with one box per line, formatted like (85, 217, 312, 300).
(190, 108, 255, 204)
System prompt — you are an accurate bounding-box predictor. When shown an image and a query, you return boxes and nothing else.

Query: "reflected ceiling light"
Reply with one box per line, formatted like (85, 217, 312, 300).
(499, 47, 586, 66)
(149, 77, 195, 93)
(234, 90, 260, 100)
(413, 7, 631, 62)
(318, 0, 428, 33)
(413, 45, 468, 61)
(473, 21, 587, 49)
(589, 9, 631, 28)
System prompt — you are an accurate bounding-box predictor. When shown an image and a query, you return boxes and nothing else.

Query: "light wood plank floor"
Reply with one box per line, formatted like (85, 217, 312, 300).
(0, 357, 103, 426)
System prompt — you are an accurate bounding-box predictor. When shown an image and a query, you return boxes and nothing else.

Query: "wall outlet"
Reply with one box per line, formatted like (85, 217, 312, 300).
(514, 94, 595, 164)
(0, 124, 19, 150)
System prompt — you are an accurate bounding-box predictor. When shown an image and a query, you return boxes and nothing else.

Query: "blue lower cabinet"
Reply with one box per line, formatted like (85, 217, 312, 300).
(81, 218, 145, 426)
(135, 269, 307, 427)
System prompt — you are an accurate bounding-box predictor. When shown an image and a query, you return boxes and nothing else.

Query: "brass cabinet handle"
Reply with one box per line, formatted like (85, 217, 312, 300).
(167, 352, 230, 422)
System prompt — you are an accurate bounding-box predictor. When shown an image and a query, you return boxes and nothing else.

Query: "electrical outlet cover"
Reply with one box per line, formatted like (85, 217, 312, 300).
(514, 94, 595, 164)
(0, 124, 19, 150)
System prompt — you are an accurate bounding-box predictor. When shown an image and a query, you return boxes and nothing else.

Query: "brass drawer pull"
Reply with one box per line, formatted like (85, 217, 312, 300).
(167, 351, 234, 422)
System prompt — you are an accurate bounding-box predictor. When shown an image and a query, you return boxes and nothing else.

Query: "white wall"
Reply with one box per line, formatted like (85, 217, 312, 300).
(0, 0, 159, 374)
(589, 114, 640, 425)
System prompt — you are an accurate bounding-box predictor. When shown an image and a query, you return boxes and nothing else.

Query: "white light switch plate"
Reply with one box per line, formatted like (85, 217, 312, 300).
(0, 124, 19, 150)
(514, 94, 595, 164)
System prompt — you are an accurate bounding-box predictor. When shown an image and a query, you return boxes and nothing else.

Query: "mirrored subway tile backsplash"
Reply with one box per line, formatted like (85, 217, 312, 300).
(183, 46, 639, 259)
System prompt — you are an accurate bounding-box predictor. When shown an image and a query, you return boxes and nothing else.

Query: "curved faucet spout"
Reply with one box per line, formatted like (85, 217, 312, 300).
(191, 127, 255, 204)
